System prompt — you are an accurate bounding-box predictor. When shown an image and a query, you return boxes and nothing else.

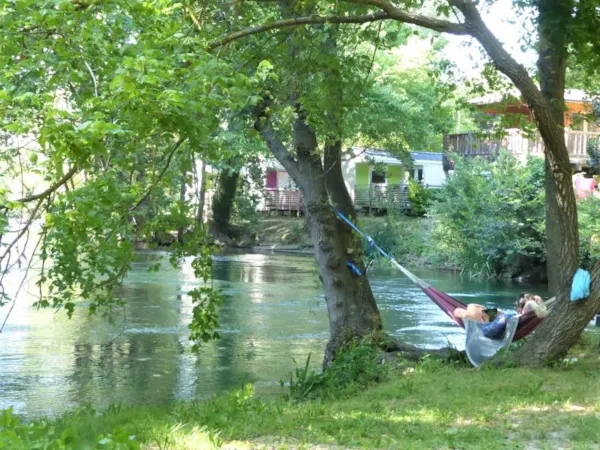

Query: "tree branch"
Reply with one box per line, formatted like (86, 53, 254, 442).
(128, 138, 187, 213)
(447, 0, 542, 102)
(0, 197, 44, 264)
(16, 166, 78, 203)
(343, 0, 469, 34)
(254, 116, 302, 182)
(207, 12, 390, 49)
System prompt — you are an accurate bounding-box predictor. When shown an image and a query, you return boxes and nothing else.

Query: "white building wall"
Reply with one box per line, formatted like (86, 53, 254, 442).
(277, 170, 292, 189)
(341, 158, 357, 201)
(421, 161, 446, 187)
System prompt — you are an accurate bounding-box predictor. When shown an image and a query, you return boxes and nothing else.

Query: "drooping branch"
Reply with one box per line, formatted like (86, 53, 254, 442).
(0, 197, 44, 264)
(16, 166, 79, 203)
(207, 6, 470, 50)
(128, 137, 187, 213)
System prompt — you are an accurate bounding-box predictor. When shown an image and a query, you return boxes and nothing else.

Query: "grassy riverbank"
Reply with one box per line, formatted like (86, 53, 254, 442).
(6, 332, 600, 449)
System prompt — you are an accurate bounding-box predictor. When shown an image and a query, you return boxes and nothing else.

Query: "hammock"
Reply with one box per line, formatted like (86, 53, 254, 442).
(334, 209, 548, 342)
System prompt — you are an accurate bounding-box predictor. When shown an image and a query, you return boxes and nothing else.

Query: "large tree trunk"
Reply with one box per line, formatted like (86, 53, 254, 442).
(211, 163, 239, 234)
(256, 110, 382, 366)
(446, 0, 600, 365)
(294, 118, 382, 366)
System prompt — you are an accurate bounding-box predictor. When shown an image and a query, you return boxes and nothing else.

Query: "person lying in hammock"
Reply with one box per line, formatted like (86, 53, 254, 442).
(454, 293, 547, 339)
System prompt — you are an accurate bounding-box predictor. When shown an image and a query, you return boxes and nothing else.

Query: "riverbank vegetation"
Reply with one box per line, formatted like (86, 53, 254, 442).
(249, 152, 600, 281)
(3, 332, 600, 449)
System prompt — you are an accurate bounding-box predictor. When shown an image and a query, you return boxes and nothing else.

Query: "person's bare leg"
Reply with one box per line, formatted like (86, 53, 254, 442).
(454, 304, 486, 322)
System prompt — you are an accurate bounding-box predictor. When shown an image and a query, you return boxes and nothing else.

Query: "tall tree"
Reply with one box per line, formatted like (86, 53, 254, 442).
(214, 0, 600, 365)
(205, 1, 454, 363)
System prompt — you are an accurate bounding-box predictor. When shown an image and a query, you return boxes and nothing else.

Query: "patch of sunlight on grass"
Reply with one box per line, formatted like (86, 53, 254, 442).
(144, 424, 223, 450)
(512, 402, 598, 414)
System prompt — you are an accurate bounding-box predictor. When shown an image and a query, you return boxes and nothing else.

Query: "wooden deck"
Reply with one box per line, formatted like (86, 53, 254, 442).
(261, 185, 415, 216)
(353, 183, 410, 213)
(262, 188, 305, 215)
(443, 129, 600, 170)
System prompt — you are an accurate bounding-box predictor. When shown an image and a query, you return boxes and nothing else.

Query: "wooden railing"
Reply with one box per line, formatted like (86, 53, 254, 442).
(443, 129, 600, 170)
(354, 183, 410, 212)
(262, 188, 304, 214)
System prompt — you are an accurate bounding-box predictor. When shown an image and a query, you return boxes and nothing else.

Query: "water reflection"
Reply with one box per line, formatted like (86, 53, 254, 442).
(0, 251, 548, 417)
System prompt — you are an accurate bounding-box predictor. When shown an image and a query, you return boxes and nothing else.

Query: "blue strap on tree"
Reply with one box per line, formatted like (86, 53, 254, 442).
(332, 207, 392, 261)
(345, 260, 364, 276)
(333, 208, 379, 277)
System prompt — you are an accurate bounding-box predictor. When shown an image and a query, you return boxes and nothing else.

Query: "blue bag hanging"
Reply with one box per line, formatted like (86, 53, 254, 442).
(570, 269, 591, 302)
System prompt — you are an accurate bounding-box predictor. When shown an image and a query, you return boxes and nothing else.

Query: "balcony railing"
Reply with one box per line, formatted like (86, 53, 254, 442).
(261, 184, 414, 215)
(262, 188, 304, 214)
(354, 183, 410, 212)
(443, 129, 600, 170)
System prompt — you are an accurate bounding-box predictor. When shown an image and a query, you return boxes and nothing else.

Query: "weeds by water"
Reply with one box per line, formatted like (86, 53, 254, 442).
(282, 345, 391, 402)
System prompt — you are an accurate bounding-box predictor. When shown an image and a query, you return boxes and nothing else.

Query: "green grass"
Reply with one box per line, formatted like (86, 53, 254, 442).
(4, 334, 600, 449)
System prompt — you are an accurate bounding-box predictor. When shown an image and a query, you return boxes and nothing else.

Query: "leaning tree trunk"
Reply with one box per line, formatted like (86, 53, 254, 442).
(256, 110, 382, 366)
(509, 0, 600, 364)
(446, 0, 600, 365)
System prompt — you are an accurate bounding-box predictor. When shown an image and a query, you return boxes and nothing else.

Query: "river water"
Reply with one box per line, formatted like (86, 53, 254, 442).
(0, 251, 547, 418)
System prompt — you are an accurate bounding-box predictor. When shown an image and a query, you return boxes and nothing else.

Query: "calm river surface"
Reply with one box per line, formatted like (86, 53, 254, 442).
(0, 251, 548, 418)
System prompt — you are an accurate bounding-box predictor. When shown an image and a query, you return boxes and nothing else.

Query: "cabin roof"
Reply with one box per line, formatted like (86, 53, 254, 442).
(410, 151, 443, 162)
(469, 89, 592, 105)
(362, 149, 442, 164)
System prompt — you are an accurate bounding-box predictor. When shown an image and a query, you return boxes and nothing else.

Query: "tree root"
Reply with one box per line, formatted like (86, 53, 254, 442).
(380, 338, 466, 362)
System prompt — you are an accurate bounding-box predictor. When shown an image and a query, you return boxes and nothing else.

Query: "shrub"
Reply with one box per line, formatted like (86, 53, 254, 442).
(361, 215, 426, 262)
(407, 179, 430, 216)
(430, 152, 546, 277)
(588, 136, 600, 174)
(282, 345, 390, 401)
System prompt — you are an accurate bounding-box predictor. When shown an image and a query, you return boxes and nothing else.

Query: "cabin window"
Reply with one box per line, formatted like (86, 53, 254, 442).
(371, 170, 386, 184)
(409, 167, 424, 182)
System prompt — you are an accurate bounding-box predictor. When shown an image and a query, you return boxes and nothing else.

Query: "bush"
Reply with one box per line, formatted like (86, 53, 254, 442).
(361, 215, 426, 261)
(588, 137, 600, 174)
(430, 152, 546, 277)
(282, 345, 390, 402)
(407, 180, 431, 216)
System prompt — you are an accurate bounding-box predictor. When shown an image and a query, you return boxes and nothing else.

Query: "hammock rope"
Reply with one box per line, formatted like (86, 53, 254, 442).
(333, 208, 549, 341)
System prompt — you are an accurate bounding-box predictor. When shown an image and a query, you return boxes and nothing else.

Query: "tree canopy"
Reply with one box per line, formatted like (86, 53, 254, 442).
(0, 0, 457, 351)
